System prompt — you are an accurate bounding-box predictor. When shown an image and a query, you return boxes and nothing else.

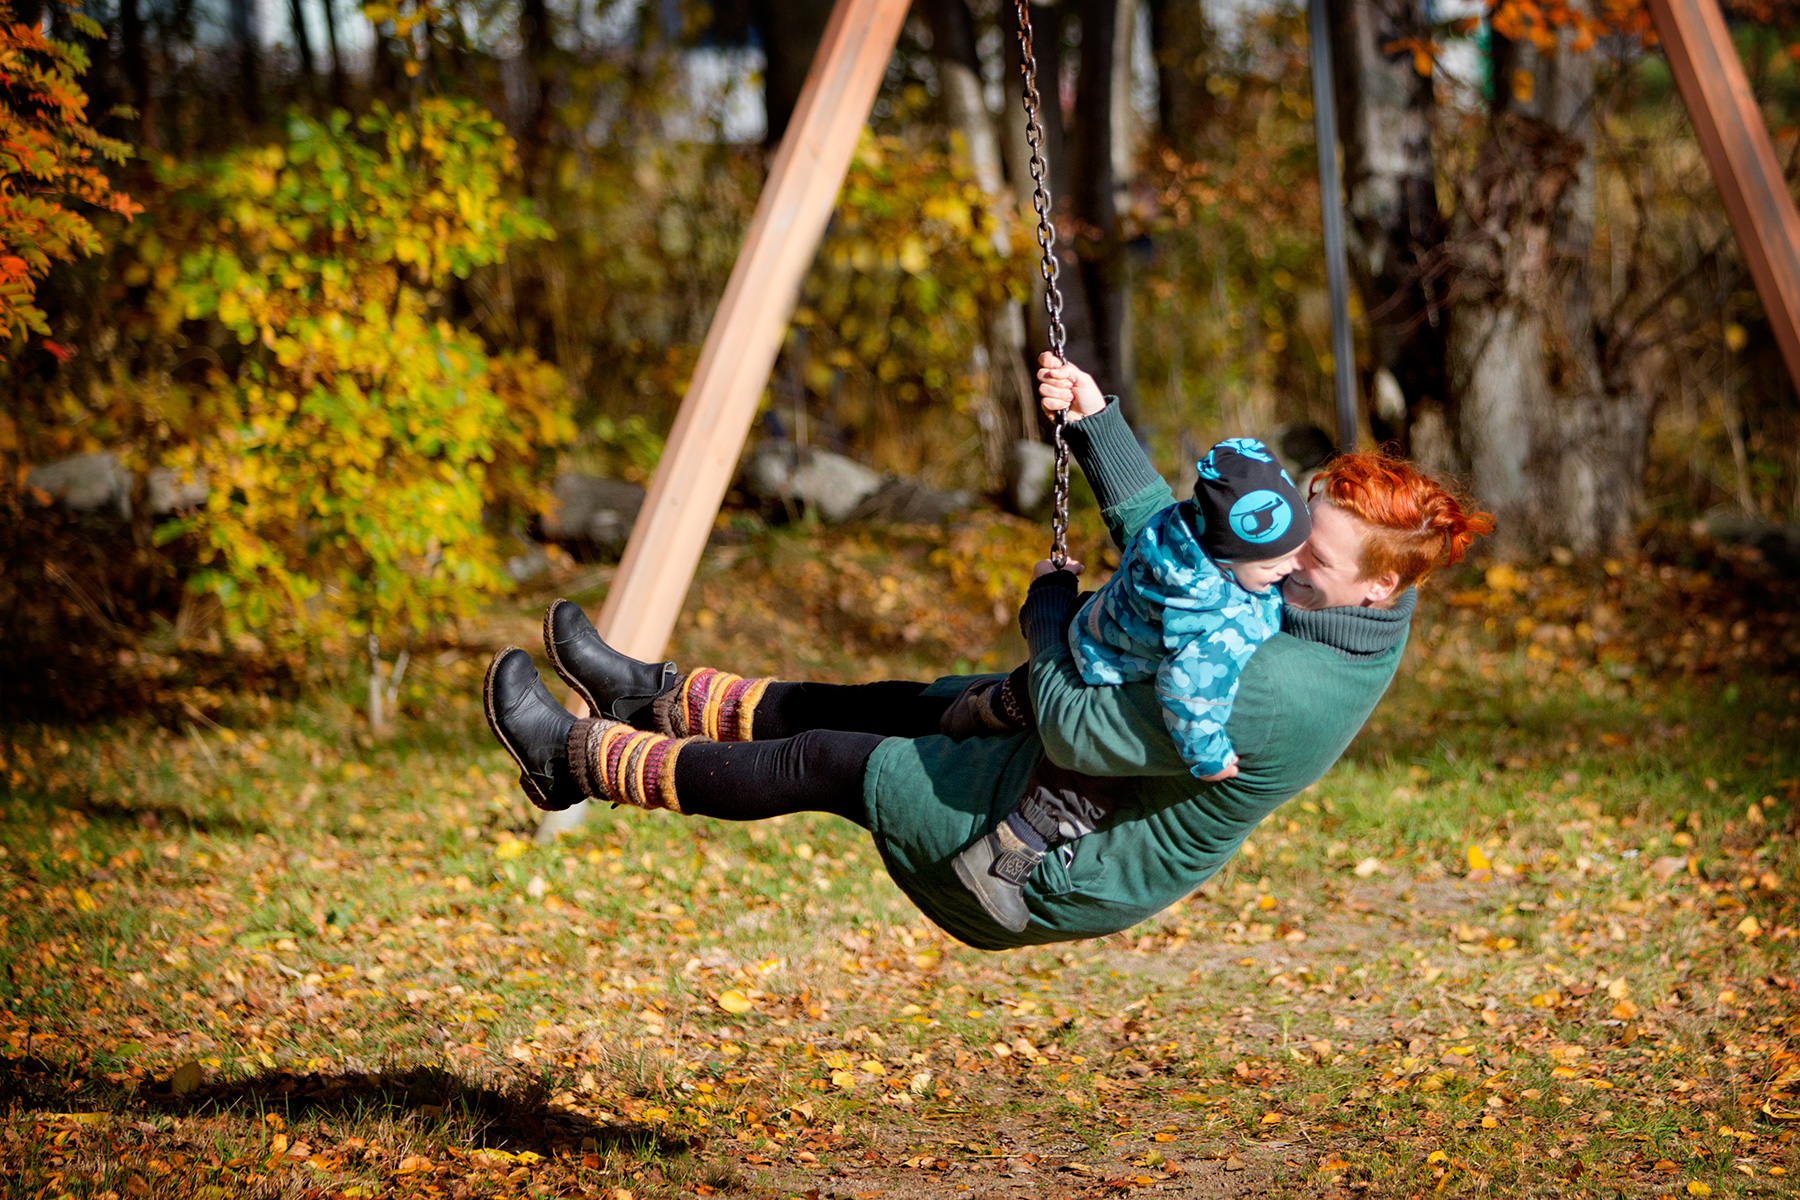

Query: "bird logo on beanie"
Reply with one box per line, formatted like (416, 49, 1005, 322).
(1228, 490, 1293, 543)
(1189, 439, 1310, 563)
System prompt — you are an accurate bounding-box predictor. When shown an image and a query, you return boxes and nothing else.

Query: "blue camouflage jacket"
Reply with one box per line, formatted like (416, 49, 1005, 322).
(1068, 499, 1283, 778)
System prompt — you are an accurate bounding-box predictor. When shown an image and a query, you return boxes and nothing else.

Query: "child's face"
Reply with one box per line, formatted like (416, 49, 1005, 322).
(1227, 549, 1303, 593)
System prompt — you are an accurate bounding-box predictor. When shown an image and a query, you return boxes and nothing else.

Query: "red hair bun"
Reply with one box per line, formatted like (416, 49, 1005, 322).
(1311, 452, 1495, 590)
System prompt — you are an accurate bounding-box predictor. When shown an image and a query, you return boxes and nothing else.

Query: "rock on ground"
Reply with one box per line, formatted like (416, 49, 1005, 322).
(24, 452, 208, 520)
(742, 440, 971, 525)
(537, 475, 647, 558)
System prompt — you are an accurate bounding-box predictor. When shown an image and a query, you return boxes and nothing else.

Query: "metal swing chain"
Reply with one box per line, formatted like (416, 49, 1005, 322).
(1011, 0, 1072, 571)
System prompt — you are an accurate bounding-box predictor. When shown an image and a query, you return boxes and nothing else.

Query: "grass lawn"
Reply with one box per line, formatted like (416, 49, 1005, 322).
(2, 519, 1797, 1199)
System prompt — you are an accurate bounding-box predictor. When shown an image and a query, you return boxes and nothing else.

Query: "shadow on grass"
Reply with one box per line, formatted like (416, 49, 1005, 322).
(0, 1056, 692, 1160)
(58, 793, 274, 839)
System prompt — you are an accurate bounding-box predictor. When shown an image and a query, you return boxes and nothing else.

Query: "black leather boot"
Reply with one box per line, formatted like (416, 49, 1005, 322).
(484, 647, 584, 811)
(542, 599, 678, 726)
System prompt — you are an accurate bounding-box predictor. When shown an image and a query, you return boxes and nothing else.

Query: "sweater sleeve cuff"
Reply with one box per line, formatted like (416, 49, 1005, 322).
(1018, 575, 1080, 658)
(1063, 397, 1163, 511)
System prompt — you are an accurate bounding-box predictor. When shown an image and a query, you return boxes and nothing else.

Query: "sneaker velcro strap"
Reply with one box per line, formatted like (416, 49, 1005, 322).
(992, 848, 1037, 887)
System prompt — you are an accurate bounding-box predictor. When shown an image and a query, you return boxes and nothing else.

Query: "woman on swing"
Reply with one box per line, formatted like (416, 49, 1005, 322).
(484, 356, 1492, 951)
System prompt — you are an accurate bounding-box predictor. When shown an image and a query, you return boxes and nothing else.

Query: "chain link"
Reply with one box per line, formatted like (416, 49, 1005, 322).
(1012, 0, 1071, 571)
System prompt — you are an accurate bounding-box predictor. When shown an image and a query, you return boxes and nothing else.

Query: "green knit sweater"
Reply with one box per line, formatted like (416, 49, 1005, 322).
(862, 402, 1412, 950)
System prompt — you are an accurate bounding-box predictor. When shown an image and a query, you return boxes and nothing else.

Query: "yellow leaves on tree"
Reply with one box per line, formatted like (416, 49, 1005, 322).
(793, 131, 1022, 427)
(0, 1, 139, 345)
(147, 100, 574, 645)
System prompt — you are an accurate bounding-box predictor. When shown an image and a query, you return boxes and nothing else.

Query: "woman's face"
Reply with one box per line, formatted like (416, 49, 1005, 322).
(1281, 501, 1400, 610)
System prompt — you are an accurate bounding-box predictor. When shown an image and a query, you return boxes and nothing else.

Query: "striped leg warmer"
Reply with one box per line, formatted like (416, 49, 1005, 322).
(650, 667, 777, 741)
(566, 718, 694, 812)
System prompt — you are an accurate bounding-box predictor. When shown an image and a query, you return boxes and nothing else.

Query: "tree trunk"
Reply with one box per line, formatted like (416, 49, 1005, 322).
(755, 0, 838, 150)
(1002, 0, 1076, 402)
(925, 0, 1003, 193)
(1325, 0, 1448, 455)
(925, 0, 1031, 481)
(288, 0, 318, 101)
(518, 0, 556, 174)
(1446, 12, 1648, 554)
(321, 0, 346, 108)
(1067, 0, 1133, 420)
(1147, 0, 1211, 157)
(371, 13, 400, 100)
(119, 0, 157, 148)
(229, 0, 263, 124)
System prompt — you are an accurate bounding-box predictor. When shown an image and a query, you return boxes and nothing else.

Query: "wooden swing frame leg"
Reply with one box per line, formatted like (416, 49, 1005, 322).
(536, 0, 911, 841)
(1650, 0, 1800, 391)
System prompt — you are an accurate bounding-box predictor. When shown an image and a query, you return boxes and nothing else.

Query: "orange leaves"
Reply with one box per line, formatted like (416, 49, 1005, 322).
(1488, 1, 1656, 56)
(0, 0, 136, 343)
(1381, 36, 1439, 78)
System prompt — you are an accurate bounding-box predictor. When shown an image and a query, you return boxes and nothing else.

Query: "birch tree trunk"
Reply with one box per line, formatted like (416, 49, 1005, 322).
(1325, 0, 1448, 457)
(1446, 13, 1650, 554)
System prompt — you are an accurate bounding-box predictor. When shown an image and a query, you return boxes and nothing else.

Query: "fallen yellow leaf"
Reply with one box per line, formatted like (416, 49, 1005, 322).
(1687, 1183, 1712, 1197)
(715, 989, 753, 1015)
(1466, 845, 1491, 872)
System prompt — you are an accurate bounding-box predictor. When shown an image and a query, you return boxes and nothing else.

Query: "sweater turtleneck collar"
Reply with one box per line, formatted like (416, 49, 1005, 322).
(1281, 587, 1417, 658)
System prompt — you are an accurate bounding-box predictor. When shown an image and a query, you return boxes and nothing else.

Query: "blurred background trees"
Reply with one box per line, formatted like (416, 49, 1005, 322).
(5, 0, 1800, 716)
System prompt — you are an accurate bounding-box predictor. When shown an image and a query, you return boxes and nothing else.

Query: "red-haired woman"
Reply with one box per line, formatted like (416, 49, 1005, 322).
(483, 356, 1492, 951)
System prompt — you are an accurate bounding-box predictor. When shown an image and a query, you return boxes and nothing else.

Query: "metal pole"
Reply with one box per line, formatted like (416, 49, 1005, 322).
(1308, 0, 1358, 454)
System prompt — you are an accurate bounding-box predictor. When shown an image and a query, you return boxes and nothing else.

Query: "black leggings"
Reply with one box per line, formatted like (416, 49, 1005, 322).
(669, 681, 953, 828)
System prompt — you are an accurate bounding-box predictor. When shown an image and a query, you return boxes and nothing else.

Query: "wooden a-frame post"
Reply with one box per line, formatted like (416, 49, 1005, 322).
(537, 0, 911, 839)
(1650, 0, 1800, 391)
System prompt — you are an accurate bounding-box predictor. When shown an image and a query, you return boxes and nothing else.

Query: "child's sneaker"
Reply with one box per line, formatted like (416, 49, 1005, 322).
(951, 819, 1044, 932)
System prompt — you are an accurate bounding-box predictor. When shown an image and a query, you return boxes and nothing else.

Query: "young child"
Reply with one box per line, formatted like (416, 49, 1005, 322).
(952, 431, 1312, 932)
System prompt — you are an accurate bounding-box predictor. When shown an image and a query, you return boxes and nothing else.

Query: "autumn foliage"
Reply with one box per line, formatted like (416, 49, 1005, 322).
(0, 1, 138, 346)
(144, 101, 573, 644)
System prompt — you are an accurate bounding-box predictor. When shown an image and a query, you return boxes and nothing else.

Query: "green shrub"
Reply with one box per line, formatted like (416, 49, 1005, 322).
(144, 100, 574, 647)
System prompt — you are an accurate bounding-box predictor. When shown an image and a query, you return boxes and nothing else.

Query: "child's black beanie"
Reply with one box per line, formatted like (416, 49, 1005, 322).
(1189, 438, 1312, 563)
